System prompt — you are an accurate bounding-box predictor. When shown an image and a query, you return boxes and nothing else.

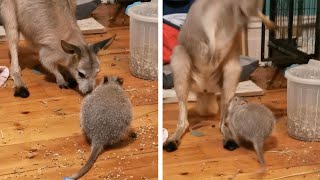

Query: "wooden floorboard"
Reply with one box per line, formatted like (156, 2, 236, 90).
(0, 5, 158, 179)
(163, 87, 320, 179)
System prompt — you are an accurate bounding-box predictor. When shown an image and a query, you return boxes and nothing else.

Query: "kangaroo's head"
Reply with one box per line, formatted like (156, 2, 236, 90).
(61, 35, 116, 95)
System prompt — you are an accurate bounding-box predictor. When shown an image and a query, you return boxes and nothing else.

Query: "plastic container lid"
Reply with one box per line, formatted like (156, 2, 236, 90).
(285, 60, 320, 85)
(127, 0, 158, 23)
(308, 59, 320, 67)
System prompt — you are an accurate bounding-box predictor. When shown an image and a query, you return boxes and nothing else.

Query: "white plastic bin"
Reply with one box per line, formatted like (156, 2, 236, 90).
(127, 0, 158, 80)
(285, 60, 320, 141)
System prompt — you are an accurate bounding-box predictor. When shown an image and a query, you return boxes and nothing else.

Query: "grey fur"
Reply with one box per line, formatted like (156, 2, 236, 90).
(67, 76, 132, 179)
(0, 0, 115, 97)
(163, 0, 264, 152)
(221, 96, 276, 166)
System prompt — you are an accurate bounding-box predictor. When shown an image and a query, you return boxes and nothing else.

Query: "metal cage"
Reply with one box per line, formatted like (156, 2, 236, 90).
(262, 0, 320, 66)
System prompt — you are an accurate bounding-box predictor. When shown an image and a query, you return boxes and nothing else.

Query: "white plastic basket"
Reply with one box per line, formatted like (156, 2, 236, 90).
(127, 0, 158, 80)
(285, 60, 320, 141)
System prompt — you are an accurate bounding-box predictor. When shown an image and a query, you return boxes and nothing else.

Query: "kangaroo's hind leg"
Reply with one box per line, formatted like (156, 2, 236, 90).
(163, 45, 191, 152)
(1, 0, 29, 98)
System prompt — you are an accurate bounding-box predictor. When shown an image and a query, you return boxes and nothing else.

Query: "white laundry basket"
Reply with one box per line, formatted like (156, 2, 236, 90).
(285, 60, 320, 141)
(127, 0, 158, 80)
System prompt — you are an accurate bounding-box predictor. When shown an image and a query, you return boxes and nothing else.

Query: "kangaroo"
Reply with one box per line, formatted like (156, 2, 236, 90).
(221, 96, 276, 167)
(163, 0, 268, 152)
(66, 76, 132, 179)
(0, 0, 115, 98)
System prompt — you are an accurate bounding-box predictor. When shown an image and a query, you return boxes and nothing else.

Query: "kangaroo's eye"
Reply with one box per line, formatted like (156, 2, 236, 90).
(78, 71, 86, 78)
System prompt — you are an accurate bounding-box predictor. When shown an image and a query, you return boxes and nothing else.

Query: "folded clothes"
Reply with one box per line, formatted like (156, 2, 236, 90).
(0, 66, 9, 87)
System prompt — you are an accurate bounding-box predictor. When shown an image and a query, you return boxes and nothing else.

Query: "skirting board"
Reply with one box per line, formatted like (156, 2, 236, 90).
(0, 17, 106, 42)
(163, 80, 264, 104)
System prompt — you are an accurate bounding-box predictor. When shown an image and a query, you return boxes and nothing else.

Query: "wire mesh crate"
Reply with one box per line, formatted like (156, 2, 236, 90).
(262, 0, 320, 66)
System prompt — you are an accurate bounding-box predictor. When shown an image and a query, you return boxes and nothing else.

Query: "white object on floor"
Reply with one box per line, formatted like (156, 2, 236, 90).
(0, 66, 9, 87)
(0, 26, 5, 40)
(77, 17, 106, 34)
(163, 80, 264, 104)
(0, 26, 24, 41)
(163, 128, 168, 144)
(101, 0, 113, 3)
(0, 18, 106, 41)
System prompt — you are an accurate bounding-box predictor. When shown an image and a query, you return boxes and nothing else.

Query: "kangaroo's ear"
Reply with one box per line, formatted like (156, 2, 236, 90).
(92, 34, 116, 54)
(61, 40, 81, 55)
(116, 77, 123, 85)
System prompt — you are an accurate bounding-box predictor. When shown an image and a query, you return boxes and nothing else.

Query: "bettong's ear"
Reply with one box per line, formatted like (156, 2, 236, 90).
(240, 99, 248, 105)
(61, 40, 81, 55)
(92, 34, 116, 54)
(116, 77, 123, 85)
(103, 76, 109, 84)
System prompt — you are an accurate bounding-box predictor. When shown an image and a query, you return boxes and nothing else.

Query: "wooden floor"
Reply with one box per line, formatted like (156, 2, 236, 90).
(0, 5, 158, 180)
(163, 68, 320, 180)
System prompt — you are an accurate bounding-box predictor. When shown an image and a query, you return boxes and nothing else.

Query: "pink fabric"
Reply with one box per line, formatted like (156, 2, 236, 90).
(163, 128, 168, 144)
(0, 66, 9, 87)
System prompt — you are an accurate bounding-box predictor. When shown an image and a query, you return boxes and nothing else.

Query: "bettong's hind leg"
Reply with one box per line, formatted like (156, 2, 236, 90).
(1, 0, 29, 98)
(163, 45, 191, 152)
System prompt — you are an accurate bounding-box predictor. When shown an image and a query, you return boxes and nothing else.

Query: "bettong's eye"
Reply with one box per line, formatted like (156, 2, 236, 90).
(78, 71, 86, 78)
